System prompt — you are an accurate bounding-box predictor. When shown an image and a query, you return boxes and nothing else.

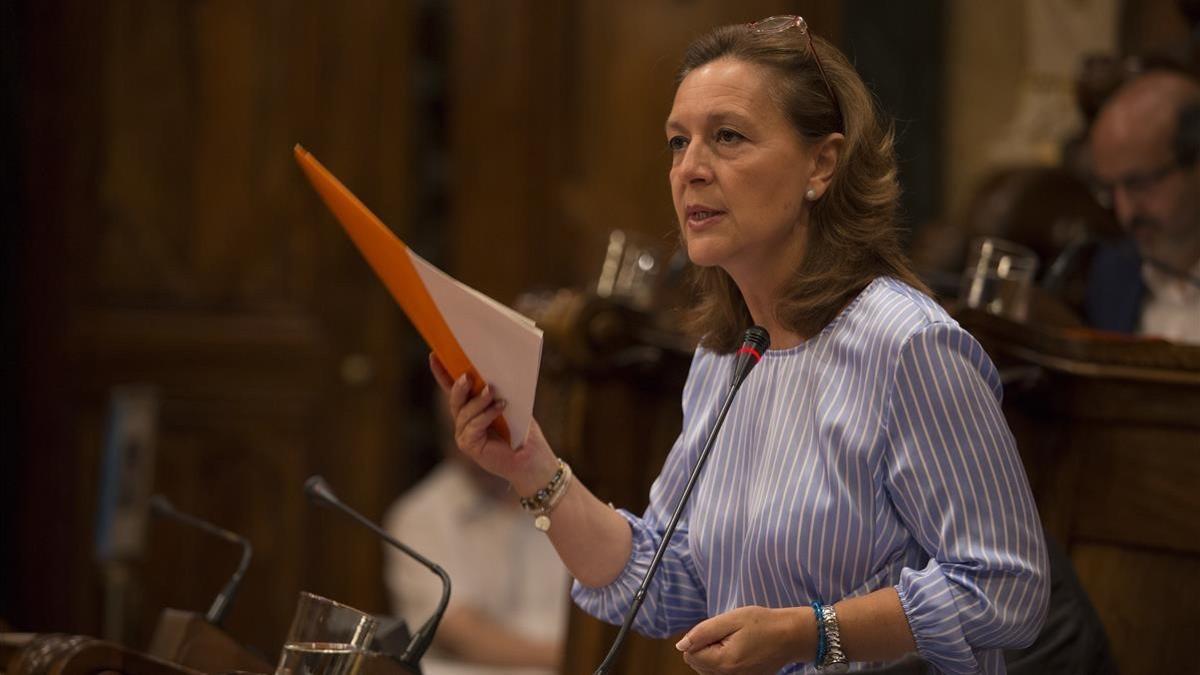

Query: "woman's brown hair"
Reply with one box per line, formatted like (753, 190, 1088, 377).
(677, 23, 930, 353)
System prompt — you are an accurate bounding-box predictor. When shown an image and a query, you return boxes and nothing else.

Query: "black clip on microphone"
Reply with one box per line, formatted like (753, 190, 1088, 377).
(149, 495, 253, 627)
(594, 326, 770, 675)
(304, 475, 451, 668)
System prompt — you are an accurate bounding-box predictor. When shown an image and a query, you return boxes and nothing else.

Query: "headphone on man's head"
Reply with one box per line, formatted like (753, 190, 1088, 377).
(1175, 102, 1200, 166)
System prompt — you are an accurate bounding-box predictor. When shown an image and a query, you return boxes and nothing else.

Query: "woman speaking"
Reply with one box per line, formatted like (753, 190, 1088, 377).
(431, 17, 1048, 675)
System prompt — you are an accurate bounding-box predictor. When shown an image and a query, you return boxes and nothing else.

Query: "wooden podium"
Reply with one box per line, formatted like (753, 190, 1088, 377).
(1, 633, 204, 675)
(145, 610, 272, 674)
(2, 610, 418, 675)
(957, 309, 1200, 675)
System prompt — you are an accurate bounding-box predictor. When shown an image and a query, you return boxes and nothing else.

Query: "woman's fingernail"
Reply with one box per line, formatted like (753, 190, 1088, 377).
(495, 398, 507, 409)
(456, 374, 467, 387)
(675, 636, 690, 652)
(482, 384, 491, 397)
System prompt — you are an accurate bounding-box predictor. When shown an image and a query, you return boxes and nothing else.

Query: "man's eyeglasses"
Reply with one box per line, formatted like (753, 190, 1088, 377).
(1090, 159, 1183, 210)
(747, 15, 843, 132)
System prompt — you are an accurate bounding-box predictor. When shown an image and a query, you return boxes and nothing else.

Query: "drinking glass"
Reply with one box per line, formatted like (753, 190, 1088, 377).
(275, 592, 378, 675)
(959, 237, 1039, 321)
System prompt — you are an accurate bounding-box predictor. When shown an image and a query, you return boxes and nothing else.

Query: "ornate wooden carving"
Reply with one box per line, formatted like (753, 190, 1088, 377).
(535, 289, 693, 675)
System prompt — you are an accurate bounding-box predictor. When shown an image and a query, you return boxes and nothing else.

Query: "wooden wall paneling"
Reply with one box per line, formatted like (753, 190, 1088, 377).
(291, 0, 415, 619)
(17, 0, 109, 638)
(1072, 543, 1200, 673)
(1073, 427, 1200, 555)
(63, 307, 327, 652)
(446, 0, 580, 304)
(13, 0, 421, 655)
(0, 0, 23, 626)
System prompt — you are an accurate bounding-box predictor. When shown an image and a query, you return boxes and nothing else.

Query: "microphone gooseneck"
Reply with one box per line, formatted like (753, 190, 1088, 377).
(594, 326, 770, 675)
(304, 475, 451, 668)
(149, 495, 253, 626)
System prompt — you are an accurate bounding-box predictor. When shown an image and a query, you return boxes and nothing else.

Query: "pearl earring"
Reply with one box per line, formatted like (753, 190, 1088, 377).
(806, 188, 817, 201)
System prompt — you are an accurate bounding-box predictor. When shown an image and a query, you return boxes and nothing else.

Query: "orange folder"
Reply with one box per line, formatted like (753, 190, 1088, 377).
(293, 144, 511, 443)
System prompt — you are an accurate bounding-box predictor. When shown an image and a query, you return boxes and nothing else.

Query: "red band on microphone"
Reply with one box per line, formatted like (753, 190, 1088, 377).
(736, 346, 762, 362)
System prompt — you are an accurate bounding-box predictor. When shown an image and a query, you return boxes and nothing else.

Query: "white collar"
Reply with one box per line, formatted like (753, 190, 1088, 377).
(1141, 256, 1200, 301)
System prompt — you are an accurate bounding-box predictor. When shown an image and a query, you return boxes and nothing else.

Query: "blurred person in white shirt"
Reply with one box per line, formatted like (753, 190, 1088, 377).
(383, 399, 569, 675)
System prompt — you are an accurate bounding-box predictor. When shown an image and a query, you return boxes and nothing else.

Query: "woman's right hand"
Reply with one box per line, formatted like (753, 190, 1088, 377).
(433, 354, 635, 590)
(429, 353, 559, 495)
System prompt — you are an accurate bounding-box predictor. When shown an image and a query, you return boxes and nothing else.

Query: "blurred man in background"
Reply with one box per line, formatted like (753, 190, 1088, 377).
(1086, 68, 1200, 343)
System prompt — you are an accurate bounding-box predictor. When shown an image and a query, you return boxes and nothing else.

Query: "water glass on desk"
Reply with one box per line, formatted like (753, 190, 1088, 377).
(276, 592, 378, 675)
(960, 237, 1040, 322)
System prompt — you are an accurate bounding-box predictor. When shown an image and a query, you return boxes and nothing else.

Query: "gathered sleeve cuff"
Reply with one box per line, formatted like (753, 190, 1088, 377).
(570, 508, 708, 639)
(572, 347, 721, 639)
(895, 558, 979, 674)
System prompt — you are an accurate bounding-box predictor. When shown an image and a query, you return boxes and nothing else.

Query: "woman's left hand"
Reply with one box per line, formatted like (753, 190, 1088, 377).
(675, 605, 812, 675)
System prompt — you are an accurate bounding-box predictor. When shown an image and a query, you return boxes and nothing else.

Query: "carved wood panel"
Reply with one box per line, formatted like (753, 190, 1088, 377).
(14, 0, 421, 657)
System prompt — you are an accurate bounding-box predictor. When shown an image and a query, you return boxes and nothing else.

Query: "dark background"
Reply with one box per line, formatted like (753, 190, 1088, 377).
(0, 0, 1188, 658)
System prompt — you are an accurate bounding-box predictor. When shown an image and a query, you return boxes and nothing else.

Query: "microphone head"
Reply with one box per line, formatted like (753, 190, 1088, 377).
(304, 475, 338, 506)
(729, 325, 771, 390)
(743, 326, 770, 354)
(149, 494, 174, 516)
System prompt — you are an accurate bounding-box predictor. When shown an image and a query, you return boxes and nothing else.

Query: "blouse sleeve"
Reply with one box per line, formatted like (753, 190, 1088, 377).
(570, 350, 718, 638)
(885, 322, 1049, 674)
(569, 505, 708, 638)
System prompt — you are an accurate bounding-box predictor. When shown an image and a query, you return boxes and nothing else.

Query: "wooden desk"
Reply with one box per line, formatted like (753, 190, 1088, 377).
(959, 310, 1200, 674)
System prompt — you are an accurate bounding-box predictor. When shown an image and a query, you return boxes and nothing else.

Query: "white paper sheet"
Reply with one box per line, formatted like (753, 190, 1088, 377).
(407, 249, 543, 449)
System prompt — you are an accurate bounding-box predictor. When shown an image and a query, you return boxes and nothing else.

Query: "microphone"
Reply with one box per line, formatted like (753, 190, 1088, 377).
(1043, 233, 1200, 293)
(149, 495, 252, 627)
(1042, 232, 1098, 293)
(730, 326, 770, 391)
(594, 326, 770, 675)
(304, 475, 450, 669)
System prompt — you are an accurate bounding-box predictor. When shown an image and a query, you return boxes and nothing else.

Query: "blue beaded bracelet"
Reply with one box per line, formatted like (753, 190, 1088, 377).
(811, 601, 827, 664)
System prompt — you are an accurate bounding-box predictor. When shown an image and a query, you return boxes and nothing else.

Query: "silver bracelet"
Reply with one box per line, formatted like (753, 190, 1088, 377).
(819, 604, 848, 672)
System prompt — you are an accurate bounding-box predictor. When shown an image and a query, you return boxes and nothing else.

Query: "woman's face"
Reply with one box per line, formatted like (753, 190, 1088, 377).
(667, 57, 816, 286)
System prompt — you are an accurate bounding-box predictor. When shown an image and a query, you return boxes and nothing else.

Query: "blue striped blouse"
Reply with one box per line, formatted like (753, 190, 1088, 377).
(571, 277, 1049, 674)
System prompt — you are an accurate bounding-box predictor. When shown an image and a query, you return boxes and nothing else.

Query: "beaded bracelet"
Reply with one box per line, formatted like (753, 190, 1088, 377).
(519, 459, 566, 512)
(811, 601, 827, 665)
(518, 459, 573, 531)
